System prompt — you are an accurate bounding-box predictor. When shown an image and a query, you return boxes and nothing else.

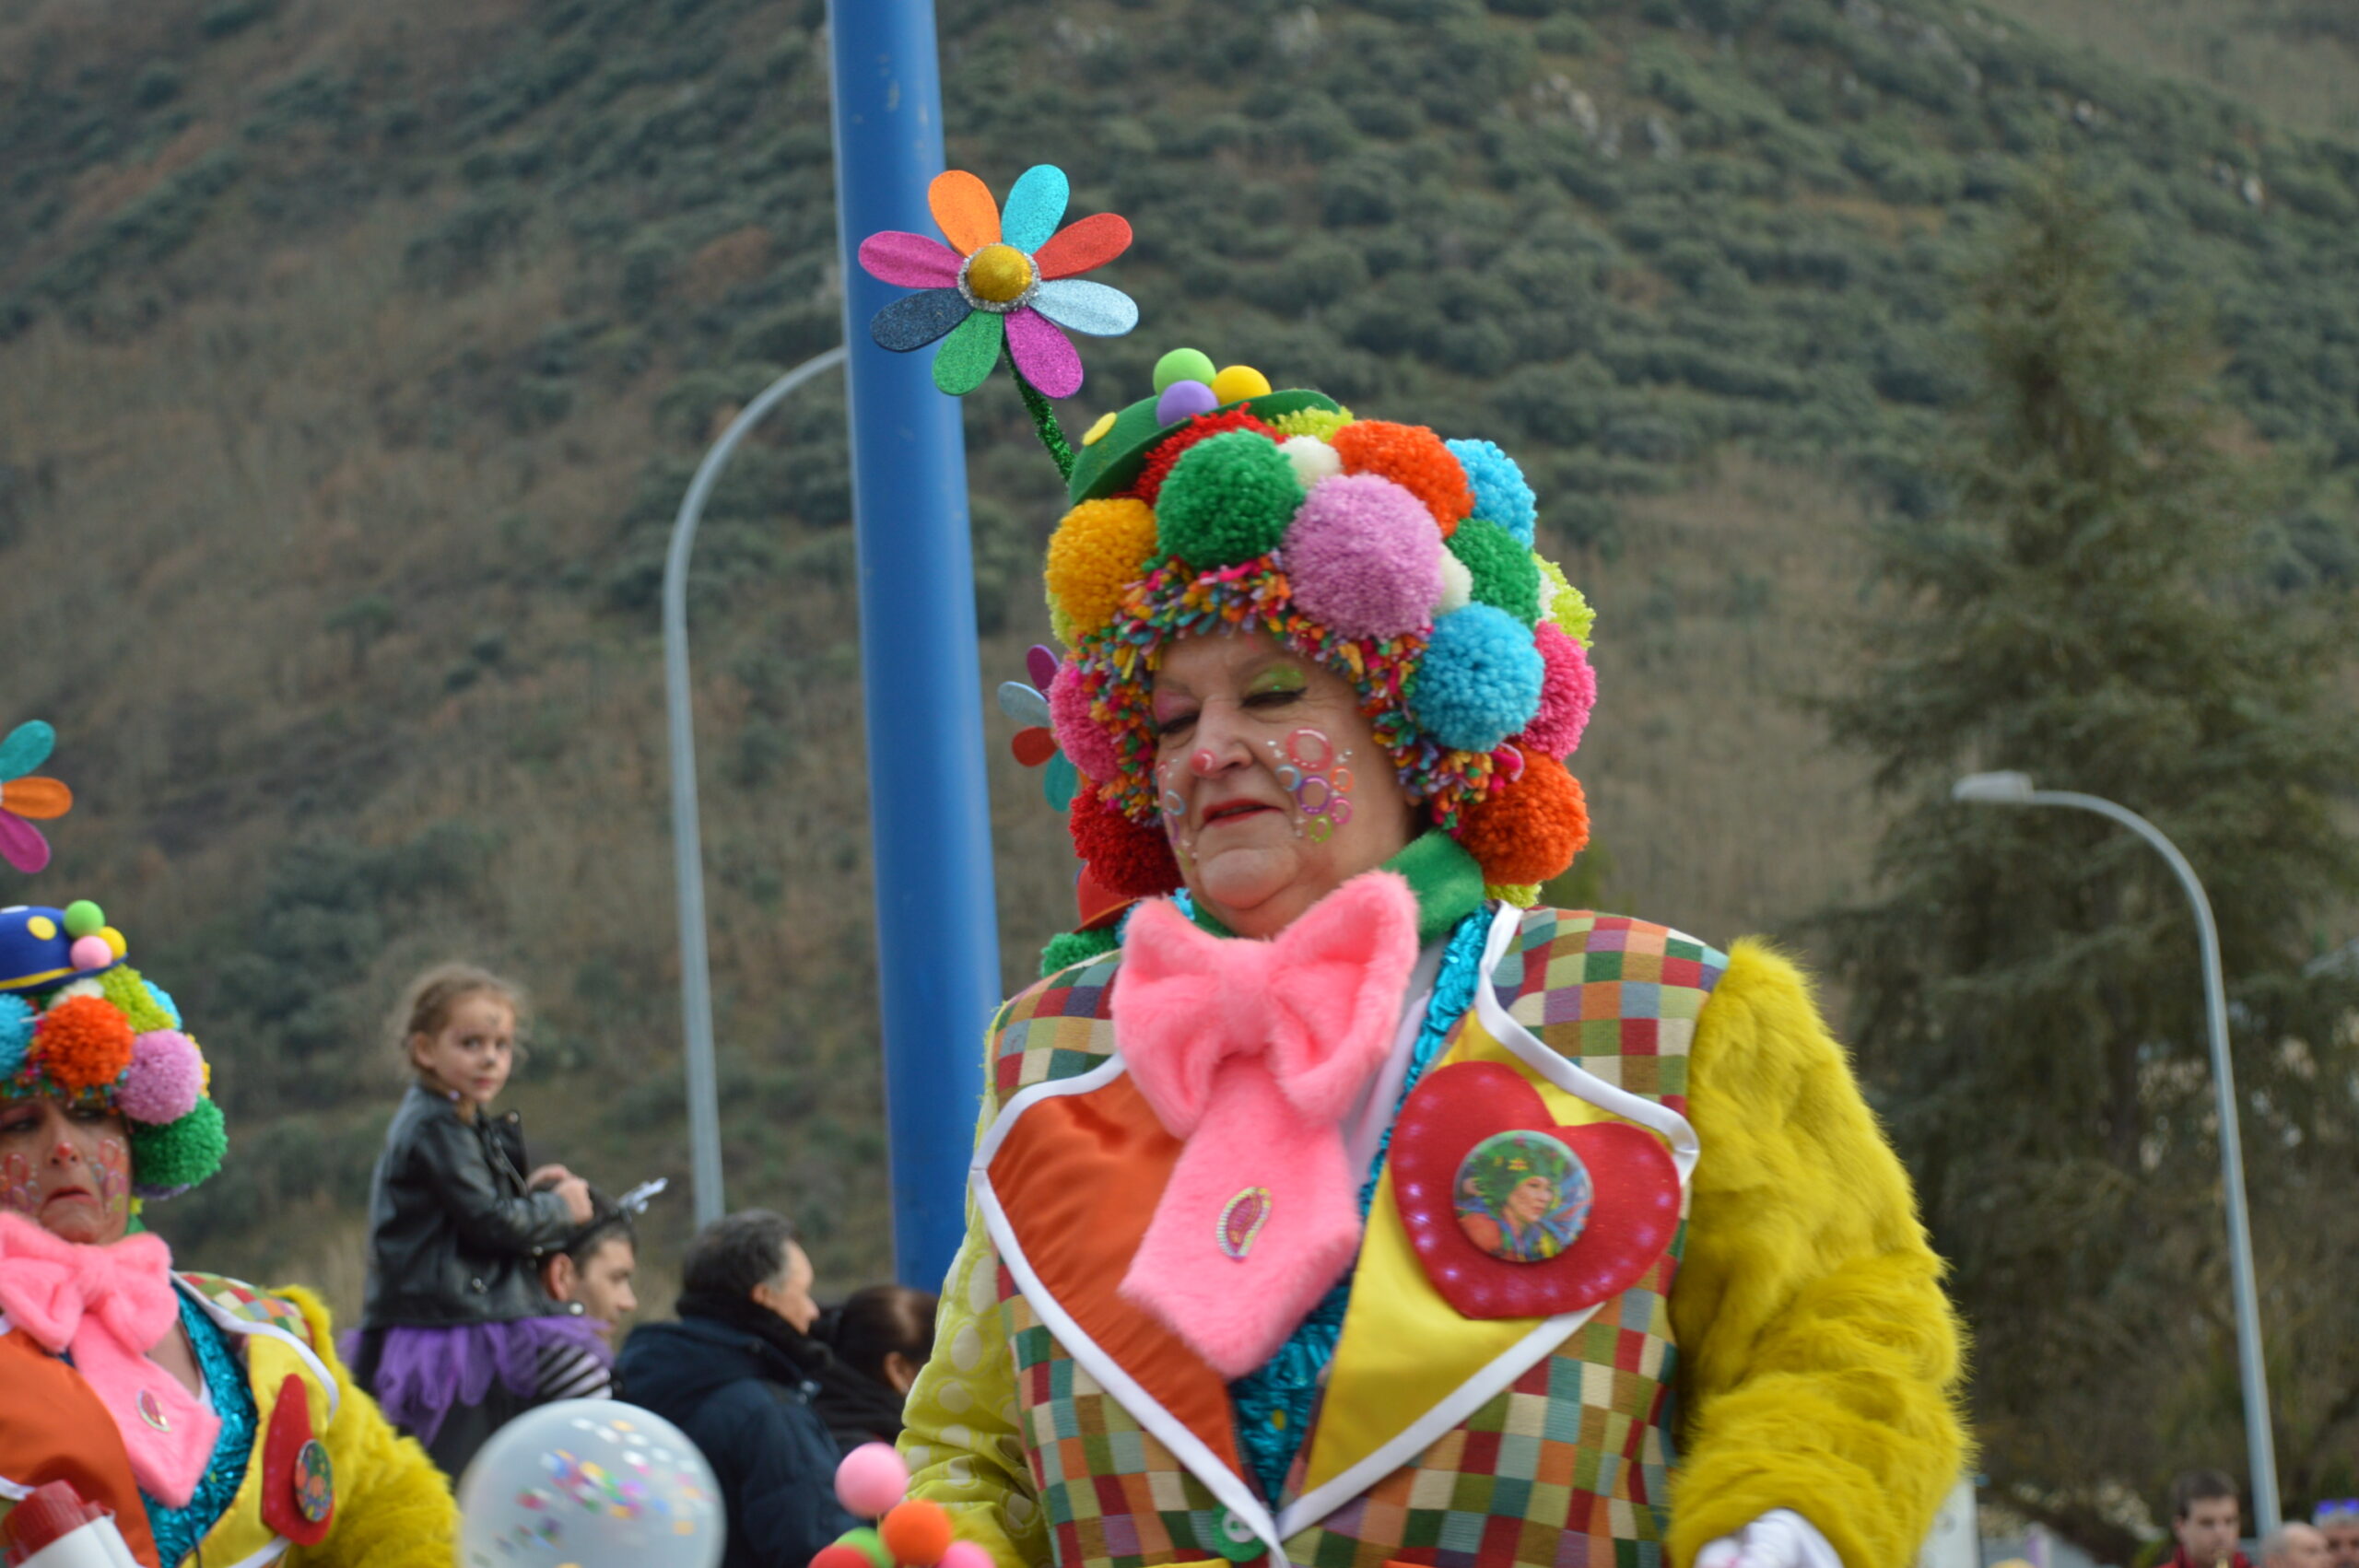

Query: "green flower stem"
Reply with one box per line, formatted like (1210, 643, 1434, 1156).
(1004, 345, 1076, 483)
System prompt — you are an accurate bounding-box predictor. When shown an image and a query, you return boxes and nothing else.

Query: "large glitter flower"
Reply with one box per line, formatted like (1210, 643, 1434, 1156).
(858, 164, 1137, 399)
(0, 720, 72, 874)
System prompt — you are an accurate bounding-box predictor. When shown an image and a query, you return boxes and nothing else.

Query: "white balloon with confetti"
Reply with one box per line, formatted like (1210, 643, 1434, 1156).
(455, 1399, 722, 1568)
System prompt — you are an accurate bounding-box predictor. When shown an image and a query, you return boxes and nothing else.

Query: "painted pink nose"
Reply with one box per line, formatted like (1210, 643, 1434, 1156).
(1190, 749, 1219, 777)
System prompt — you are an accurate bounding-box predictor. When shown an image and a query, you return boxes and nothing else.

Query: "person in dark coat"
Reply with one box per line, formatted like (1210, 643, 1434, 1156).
(812, 1284, 938, 1451)
(617, 1211, 859, 1568)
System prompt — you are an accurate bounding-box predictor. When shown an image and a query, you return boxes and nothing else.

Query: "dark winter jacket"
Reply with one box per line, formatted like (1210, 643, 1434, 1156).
(360, 1084, 575, 1328)
(616, 1307, 858, 1568)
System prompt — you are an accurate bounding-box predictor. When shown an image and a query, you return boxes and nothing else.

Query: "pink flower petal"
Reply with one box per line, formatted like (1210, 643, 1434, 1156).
(859, 230, 965, 287)
(0, 813, 49, 873)
(1004, 309, 1083, 399)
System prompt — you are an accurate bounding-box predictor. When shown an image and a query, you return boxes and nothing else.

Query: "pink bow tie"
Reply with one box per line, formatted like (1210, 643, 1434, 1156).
(0, 1211, 220, 1506)
(1113, 872, 1418, 1378)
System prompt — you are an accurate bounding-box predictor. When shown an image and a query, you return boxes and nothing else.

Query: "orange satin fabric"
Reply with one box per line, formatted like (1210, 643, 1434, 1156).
(988, 1076, 1243, 1480)
(0, 1329, 163, 1567)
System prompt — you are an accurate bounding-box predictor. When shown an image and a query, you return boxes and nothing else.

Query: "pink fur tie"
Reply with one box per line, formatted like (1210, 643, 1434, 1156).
(0, 1211, 218, 1506)
(1114, 871, 1418, 1378)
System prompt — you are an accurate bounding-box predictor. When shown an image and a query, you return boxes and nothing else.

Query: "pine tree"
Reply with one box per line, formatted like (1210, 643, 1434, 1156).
(1825, 169, 2359, 1546)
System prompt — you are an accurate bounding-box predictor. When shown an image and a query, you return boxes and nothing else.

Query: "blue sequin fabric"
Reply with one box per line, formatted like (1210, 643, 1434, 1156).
(1229, 907, 1493, 1504)
(143, 1292, 259, 1567)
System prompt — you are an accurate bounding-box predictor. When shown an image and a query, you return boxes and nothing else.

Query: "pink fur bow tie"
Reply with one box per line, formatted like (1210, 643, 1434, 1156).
(1113, 871, 1419, 1378)
(0, 1211, 219, 1506)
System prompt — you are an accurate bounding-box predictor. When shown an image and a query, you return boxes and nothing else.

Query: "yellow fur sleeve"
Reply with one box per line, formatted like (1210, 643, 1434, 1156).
(1665, 940, 1969, 1568)
(899, 1044, 1049, 1568)
(276, 1287, 460, 1568)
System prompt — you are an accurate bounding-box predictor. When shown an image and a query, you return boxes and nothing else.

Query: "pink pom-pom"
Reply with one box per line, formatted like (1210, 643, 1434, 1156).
(70, 935, 113, 972)
(835, 1442, 910, 1518)
(118, 1030, 204, 1124)
(939, 1543, 995, 1568)
(1520, 622, 1598, 758)
(1048, 661, 1121, 785)
(1280, 474, 1443, 641)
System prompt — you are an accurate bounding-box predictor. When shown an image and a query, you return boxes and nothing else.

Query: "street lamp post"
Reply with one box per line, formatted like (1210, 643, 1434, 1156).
(1952, 771, 2280, 1531)
(665, 345, 848, 1230)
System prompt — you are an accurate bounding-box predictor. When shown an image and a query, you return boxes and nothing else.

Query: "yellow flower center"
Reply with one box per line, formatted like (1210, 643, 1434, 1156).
(966, 243, 1033, 304)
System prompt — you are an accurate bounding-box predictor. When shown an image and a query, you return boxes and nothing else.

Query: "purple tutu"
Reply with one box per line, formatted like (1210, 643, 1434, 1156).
(359, 1316, 611, 1444)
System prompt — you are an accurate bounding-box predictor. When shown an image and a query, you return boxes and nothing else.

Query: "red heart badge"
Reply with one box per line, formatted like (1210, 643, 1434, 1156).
(1391, 1060, 1682, 1320)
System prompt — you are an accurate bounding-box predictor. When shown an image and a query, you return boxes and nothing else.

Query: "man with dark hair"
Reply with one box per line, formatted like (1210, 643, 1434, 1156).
(616, 1211, 856, 1568)
(534, 1188, 640, 1399)
(2165, 1471, 2254, 1568)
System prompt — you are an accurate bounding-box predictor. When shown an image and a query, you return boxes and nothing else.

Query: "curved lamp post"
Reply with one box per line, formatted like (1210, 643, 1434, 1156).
(1953, 771, 2280, 1530)
(665, 345, 848, 1230)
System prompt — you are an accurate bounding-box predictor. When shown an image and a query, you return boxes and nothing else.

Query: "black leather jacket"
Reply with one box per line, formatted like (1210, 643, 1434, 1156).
(360, 1084, 575, 1328)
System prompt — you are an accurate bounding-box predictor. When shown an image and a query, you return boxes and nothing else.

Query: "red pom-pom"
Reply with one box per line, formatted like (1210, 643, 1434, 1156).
(1332, 420, 1473, 535)
(33, 995, 136, 1091)
(1129, 408, 1277, 505)
(1068, 788, 1183, 899)
(1452, 756, 1590, 884)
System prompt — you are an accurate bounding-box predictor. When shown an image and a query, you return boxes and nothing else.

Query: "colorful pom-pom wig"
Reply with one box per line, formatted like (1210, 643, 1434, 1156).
(1038, 370, 1598, 906)
(0, 899, 226, 1201)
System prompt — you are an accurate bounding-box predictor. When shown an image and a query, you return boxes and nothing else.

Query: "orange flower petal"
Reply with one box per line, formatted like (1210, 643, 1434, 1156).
(929, 170, 1001, 256)
(2, 777, 72, 819)
(1034, 213, 1133, 279)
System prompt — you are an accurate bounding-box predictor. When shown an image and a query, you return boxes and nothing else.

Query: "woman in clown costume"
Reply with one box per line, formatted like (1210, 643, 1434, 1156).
(0, 896, 456, 1567)
(858, 169, 1965, 1568)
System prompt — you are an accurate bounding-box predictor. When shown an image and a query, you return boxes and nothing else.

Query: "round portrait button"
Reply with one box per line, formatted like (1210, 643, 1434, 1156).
(1452, 1129, 1594, 1264)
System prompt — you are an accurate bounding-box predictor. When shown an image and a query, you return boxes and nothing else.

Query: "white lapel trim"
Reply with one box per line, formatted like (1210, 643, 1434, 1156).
(173, 1276, 342, 1424)
(973, 1053, 1296, 1566)
(1279, 902, 1703, 1536)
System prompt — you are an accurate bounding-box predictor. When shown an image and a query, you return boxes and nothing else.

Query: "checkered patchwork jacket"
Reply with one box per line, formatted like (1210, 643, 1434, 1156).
(953, 902, 1727, 1568)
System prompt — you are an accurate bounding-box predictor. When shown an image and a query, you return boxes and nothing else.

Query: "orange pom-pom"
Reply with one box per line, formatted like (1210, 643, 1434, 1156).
(1045, 497, 1160, 641)
(879, 1501, 956, 1567)
(1452, 756, 1590, 885)
(1332, 420, 1473, 535)
(1068, 788, 1182, 899)
(33, 995, 136, 1091)
(1129, 407, 1276, 505)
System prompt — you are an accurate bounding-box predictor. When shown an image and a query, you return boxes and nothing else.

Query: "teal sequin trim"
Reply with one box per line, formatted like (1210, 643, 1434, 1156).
(1228, 907, 1492, 1504)
(143, 1293, 259, 1565)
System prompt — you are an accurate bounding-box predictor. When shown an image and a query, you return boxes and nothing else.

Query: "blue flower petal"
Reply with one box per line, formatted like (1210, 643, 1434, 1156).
(870, 289, 971, 353)
(1002, 164, 1071, 253)
(0, 720, 53, 782)
(1030, 279, 1138, 338)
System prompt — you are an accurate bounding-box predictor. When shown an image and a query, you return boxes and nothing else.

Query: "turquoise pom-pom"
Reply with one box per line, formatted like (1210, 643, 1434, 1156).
(1446, 439, 1537, 546)
(1410, 604, 1545, 753)
(0, 994, 32, 1078)
(143, 981, 182, 1029)
(1155, 430, 1304, 568)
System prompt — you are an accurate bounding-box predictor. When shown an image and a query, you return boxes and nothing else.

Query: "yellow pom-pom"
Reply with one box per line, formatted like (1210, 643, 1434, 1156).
(1049, 599, 1078, 649)
(1211, 365, 1273, 404)
(1045, 497, 1159, 639)
(1535, 556, 1595, 647)
(1265, 405, 1354, 442)
(1487, 882, 1542, 908)
(1081, 411, 1118, 447)
(100, 926, 128, 959)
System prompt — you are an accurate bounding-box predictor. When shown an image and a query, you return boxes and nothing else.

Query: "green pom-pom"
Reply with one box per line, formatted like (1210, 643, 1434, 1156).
(1266, 405, 1353, 442)
(130, 1096, 226, 1193)
(1155, 431, 1304, 568)
(1039, 926, 1121, 978)
(63, 900, 104, 939)
(1153, 347, 1216, 394)
(838, 1529, 893, 1568)
(100, 965, 173, 1034)
(1446, 517, 1542, 626)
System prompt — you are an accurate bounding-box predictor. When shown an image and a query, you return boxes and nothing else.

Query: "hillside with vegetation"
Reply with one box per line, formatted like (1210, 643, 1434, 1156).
(1, 0, 2355, 1520)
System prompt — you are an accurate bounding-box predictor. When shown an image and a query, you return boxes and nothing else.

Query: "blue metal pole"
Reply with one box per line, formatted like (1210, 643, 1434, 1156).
(827, 0, 999, 1291)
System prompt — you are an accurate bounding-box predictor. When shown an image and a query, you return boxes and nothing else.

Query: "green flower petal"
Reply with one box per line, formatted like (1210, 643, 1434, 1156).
(933, 310, 1005, 396)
